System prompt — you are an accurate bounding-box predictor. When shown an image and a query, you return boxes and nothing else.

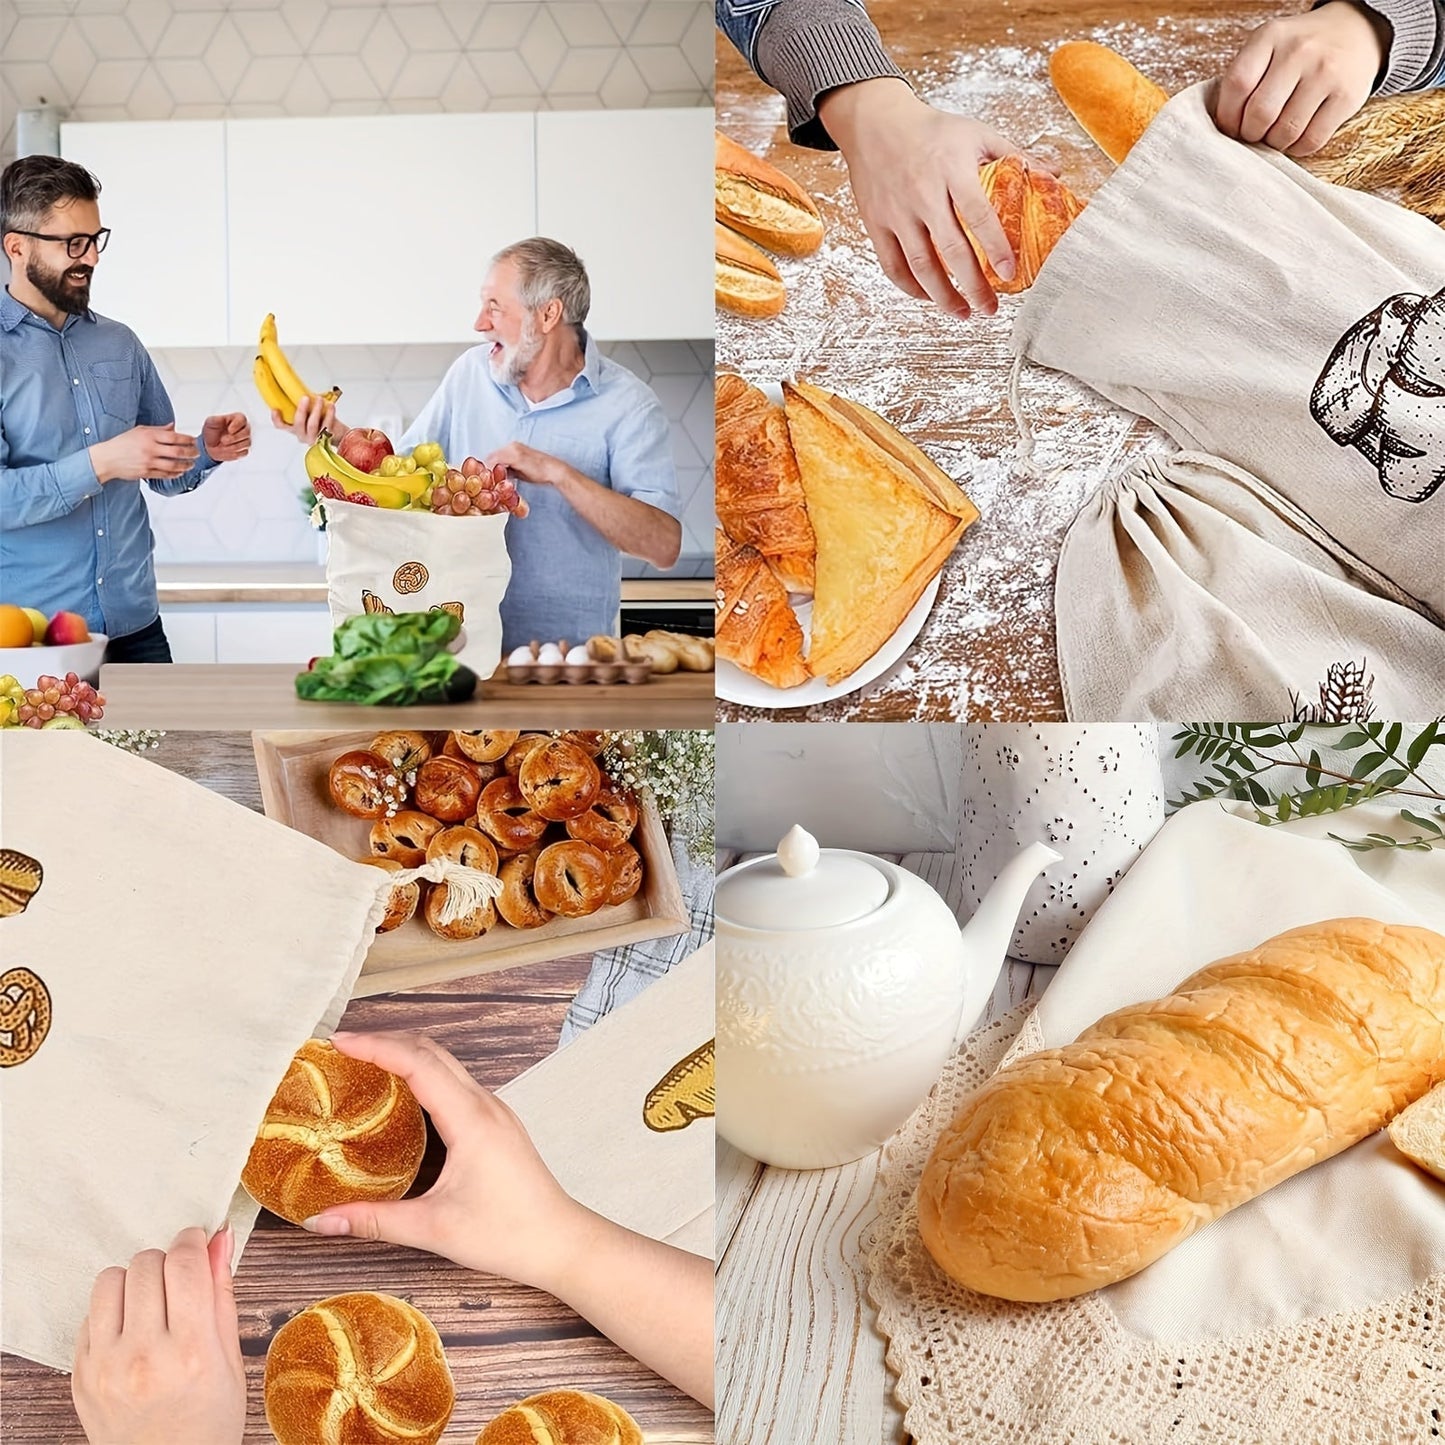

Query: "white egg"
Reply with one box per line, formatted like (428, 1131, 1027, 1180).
(507, 646, 535, 664)
(537, 642, 565, 664)
(565, 645, 592, 664)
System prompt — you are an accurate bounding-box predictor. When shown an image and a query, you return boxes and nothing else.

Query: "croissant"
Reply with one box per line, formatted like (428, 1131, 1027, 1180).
(715, 529, 809, 689)
(966, 155, 1086, 294)
(715, 373, 817, 594)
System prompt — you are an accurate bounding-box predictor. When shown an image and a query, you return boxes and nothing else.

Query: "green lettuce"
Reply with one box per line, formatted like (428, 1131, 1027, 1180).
(296, 612, 478, 706)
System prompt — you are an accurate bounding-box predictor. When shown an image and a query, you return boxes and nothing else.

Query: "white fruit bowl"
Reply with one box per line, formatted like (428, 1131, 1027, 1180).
(0, 636, 108, 689)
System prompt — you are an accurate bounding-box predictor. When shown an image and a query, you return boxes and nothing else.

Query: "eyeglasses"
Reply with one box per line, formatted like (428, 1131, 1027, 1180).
(10, 228, 111, 259)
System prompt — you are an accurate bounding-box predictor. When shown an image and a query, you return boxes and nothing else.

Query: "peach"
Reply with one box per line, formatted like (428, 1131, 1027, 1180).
(43, 612, 91, 646)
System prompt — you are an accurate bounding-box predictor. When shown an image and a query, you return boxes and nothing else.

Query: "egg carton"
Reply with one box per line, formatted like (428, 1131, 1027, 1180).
(505, 660, 652, 685)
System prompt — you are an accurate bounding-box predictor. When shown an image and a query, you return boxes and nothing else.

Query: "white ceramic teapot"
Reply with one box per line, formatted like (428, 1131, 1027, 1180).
(716, 825, 1059, 1169)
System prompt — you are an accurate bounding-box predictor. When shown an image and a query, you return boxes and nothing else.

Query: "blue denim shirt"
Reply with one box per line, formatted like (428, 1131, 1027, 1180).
(0, 287, 216, 638)
(397, 331, 680, 653)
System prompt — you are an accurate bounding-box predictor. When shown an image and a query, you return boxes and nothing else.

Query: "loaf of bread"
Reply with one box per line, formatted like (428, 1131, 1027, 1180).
(716, 221, 786, 317)
(716, 131, 824, 256)
(920, 919, 1445, 1302)
(1049, 41, 1169, 165)
(475, 1389, 642, 1445)
(265, 1292, 454, 1445)
(241, 1039, 427, 1224)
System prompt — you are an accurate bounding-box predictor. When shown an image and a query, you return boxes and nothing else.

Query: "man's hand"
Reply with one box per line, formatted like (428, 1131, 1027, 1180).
(1213, 1, 1389, 156)
(72, 1226, 245, 1445)
(88, 425, 199, 484)
(481, 440, 558, 487)
(201, 413, 251, 463)
(817, 77, 1020, 317)
(302, 1032, 583, 1291)
(270, 394, 340, 445)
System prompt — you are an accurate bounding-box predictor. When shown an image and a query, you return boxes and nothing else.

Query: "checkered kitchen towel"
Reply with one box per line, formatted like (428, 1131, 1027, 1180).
(559, 831, 715, 1046)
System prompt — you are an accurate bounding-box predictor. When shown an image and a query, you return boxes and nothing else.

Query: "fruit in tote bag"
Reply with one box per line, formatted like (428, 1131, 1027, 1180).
(305, 433, 424, 509)
(430, 457, 529, 518)
(254, 314, 342, 425)
(336, 428, 394, 474)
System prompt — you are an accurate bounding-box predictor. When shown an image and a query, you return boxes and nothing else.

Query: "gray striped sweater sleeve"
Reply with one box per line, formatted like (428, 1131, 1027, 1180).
(1351, 0, 1444, 92)
(753, 0, 909, 148)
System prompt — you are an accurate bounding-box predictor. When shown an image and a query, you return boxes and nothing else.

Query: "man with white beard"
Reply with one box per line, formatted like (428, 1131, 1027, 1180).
(279, 237, 682, 652)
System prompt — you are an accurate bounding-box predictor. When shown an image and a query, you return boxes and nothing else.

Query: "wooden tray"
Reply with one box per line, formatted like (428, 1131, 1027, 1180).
(253, 730, 689, 997)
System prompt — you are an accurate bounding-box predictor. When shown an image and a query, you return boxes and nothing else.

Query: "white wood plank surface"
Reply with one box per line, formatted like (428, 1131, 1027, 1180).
(716, 851, 1051, 1444)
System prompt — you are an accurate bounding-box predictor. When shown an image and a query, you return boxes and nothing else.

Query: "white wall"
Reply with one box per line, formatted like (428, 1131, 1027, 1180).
(717, 723, 1445, 852)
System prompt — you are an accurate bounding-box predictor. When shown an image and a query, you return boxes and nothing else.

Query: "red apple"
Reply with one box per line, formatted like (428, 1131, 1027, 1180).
(336, 427, 394, 474)
(44, 611, 91, 645)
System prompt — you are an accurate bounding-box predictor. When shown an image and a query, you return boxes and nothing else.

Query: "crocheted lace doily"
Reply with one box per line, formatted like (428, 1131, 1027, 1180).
(863, 1003, 1445, 1444)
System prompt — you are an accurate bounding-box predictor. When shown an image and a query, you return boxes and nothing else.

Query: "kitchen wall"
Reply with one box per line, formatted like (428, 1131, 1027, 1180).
(0, 0, 714, 574)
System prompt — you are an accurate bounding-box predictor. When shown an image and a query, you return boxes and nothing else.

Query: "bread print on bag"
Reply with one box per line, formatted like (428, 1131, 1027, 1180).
(643, 1039, 716, 1132)
(1311, 285, 1445, 503)
(0, 847, 43, 918)
(0, 967, 52, 1067)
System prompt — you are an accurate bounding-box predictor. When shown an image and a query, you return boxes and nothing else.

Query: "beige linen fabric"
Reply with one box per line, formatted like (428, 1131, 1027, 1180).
(0, 734, 390, 1371)
(867, 800, 1445, 1443)
(1054, 451, 1445, 719)
(1014, 82, 1445, 618)
(323, 502, 512, 675)
(497, 942, 714, 1259)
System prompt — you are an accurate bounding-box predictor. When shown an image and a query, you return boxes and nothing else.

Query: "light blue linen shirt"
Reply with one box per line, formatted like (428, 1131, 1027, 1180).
(0, 287, 217, 637)
(398, 331, 680, 652)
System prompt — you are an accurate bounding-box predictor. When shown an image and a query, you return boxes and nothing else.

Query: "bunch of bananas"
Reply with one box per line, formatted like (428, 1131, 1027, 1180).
(253, 314, 342, 424)
(0, 675, 27, 728)
(304, 432, 432, 509)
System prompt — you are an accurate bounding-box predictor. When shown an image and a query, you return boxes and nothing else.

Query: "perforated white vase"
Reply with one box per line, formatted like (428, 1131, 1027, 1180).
(959, 725, 1165, 965)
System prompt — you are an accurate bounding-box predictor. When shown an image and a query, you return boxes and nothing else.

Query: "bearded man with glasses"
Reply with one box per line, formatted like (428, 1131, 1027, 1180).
(0, 155, 250, 663)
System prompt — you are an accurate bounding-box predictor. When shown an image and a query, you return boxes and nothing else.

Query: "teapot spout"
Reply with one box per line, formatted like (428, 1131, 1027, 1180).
(955, 839, 1060, 1040)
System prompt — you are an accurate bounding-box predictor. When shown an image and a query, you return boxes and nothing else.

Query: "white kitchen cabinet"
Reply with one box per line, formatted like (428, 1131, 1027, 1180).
(215, 607, 334, 663)
(158, 609, 218, 664)
(60, 121, 228, 349)
(225, 113, 536, 347)
(536, 109, 713, 341)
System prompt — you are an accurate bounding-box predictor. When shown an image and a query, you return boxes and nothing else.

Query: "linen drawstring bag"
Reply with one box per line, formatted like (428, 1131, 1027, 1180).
(0, 733, 400, 1370)
(323, 503, 512, 677)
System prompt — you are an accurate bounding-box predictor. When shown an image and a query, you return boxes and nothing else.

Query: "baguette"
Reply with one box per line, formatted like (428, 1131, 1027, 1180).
(717, 222, 786, 318)
(716, 131, 824, 257)
(920, 918, 1445, 1302)
(1049, 41, 1169, 165)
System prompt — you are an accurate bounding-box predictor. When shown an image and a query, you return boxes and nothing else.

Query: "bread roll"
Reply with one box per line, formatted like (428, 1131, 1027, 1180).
(242, 1040, 426, 1224)
(717, 221, 786, 318)
(475, 1389, 641, 1445)
(716, 131, 824, 256)
(1049, 41, 1169, 165)
(518, 738, 601, 821)
(919, 919, 1445, 1302)
(265, 1292, 454, 1445)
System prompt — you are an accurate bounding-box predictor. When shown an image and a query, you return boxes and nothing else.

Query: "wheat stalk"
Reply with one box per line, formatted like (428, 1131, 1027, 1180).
(1303, 91, 1445, 224)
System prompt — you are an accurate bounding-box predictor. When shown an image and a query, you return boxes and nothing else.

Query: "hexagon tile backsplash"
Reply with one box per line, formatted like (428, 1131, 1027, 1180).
(0, 1, 712, 164)
(142, 337, 715, 573)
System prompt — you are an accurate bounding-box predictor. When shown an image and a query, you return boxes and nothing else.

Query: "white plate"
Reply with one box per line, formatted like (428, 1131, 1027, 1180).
(716, 377, 946, 709)
(715, 573, 940, 709)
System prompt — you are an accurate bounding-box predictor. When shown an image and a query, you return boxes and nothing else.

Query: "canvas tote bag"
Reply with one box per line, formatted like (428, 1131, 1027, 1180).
(1054, 451, 1445, 718)
(323, 503, 512, 676)
(0, 733, 392, 1371)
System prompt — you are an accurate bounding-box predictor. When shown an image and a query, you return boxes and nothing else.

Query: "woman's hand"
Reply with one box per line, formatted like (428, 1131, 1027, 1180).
(818, 77, 1020, 317)
(302, 1031, 583, 1291)
(1213, 1, 1390, 156)
(72, 1226, 245, 1445)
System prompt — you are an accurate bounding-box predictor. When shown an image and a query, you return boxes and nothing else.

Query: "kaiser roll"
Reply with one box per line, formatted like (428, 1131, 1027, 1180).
(242, 1039, 426, 1224)
(475, 1389, 642, 1445)
(265, 1292, 454, 1445)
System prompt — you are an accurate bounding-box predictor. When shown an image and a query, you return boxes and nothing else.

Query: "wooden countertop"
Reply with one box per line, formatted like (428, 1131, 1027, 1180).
(155, 565, 718, 607)
(714, 848, 1044, 1445)
(716, 0, 1281, 722)
(0, 732, 712, 1445)
(98, 664, 716, 728)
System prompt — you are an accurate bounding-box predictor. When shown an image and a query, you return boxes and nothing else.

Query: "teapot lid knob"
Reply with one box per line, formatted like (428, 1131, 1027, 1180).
(777, 824, 819, 878)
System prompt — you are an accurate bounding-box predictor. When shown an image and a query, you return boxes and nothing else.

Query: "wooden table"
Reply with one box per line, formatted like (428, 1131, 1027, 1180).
(0, 733, 713, 1445)
(715, 0, 1283, 722)
(715, 849, 1047, 1445)
(98, 664, 716, 729)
